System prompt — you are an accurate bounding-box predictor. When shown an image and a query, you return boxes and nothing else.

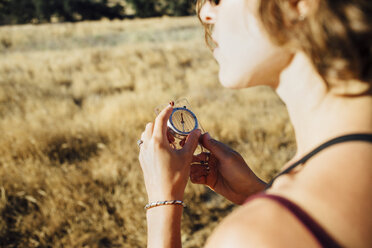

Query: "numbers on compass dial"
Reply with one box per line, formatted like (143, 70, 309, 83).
(169, 107, 198, 135)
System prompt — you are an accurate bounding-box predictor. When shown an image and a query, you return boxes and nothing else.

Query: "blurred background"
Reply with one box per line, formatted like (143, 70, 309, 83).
(0, 0, 296, 247)
(0, 0, 196, 25)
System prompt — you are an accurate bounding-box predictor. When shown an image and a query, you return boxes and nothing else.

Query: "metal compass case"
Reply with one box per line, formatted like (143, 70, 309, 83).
(155, 99, 205, 154)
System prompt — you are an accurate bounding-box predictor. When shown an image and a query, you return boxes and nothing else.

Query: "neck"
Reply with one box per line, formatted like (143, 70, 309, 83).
(276, 52, 372, 161)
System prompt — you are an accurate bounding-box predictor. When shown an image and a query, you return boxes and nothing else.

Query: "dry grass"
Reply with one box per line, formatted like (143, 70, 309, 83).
(0, 16, 295, 247)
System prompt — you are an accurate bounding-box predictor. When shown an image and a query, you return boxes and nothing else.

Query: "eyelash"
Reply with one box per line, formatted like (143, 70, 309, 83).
(209, 0, 220, 5)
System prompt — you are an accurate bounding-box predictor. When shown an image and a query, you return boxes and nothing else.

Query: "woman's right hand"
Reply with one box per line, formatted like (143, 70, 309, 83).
(190, 133, 266, 204)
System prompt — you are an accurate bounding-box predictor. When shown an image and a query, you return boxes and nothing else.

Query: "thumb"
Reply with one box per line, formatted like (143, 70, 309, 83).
(182, 129, 202, 155)
(200, 132, 232, 159)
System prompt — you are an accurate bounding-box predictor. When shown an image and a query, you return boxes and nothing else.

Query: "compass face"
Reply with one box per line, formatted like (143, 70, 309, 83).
(169, 108, 198, 135)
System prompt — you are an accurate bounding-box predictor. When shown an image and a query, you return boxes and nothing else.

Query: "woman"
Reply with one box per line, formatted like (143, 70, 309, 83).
(138, 0, 372, 247)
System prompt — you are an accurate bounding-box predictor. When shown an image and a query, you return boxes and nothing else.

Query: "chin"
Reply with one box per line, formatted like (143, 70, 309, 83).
(218, 69, 256, 89)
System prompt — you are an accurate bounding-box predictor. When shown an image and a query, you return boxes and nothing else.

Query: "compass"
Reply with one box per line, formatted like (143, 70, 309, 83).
(168, 107, 199, 137)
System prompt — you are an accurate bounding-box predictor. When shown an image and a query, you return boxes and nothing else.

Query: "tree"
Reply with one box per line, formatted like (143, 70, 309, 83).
(125, 0, 160, 18)
(163, 0, 195, 16)
(0, 0, 36, 25)
(126, 0, 195, 18)
(0, 0, 125, 25)
(0, 0, 196, 25)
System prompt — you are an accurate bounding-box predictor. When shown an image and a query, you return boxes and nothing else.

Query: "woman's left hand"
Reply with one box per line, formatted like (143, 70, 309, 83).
(138, 104, 202, 202)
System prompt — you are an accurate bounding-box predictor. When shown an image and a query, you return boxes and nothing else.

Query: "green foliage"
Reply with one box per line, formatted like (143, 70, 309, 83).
(0, 0, 125, 25)
(0, 0, 196, 25)
(125, 0, 160, 18)
(118, 0, 196, 18)
(0, 0, 36, 25)
(164, 0, 196, 17)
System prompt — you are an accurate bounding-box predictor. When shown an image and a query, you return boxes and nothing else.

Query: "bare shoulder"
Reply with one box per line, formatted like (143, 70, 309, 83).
(204, 197, 319, 248)
(269, 140, 372, 247)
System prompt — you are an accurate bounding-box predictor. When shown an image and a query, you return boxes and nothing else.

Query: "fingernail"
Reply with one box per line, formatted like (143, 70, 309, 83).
(169, 101, 174, 107)
(191, 129, 201, 136)
(205, 132, 211, 140)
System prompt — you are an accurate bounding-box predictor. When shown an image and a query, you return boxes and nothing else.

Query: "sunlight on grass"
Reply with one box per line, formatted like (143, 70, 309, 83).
(0, 16, 295, 247)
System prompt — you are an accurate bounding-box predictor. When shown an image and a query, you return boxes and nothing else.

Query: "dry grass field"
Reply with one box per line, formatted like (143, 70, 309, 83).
(0, 16, 296, 247)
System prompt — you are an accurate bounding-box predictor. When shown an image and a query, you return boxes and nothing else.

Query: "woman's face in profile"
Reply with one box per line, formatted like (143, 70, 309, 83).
(200, 0, 292, 89)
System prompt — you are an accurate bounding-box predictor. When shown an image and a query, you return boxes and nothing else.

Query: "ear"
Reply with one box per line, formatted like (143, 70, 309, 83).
(291, 0, 320, 20)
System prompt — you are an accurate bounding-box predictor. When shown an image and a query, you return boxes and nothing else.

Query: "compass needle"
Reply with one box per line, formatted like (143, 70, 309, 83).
(169, 107, 198, 136)
(181, 113, 185, 132)
(162, 100, 202, 152)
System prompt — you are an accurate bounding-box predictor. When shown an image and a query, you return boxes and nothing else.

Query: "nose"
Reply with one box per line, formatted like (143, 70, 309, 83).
(199, 1, 217, 24)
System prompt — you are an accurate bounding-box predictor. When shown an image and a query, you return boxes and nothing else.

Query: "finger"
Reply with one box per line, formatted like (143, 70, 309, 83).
(179, 137, 186, 147)
(153, 104, 173, 142)
(192, 153, 210, 163)
(190, 163, 210, 174)
(182, 129, 202, 155)
(190, 169, 208, 184)
(141, 122, 154, 141)
(190, 174, 207, 184)
(190, 174, 204, 184)
(190, 164, 209, 184)
(200, 132, 236, 159)
(167, 128, 175, 144)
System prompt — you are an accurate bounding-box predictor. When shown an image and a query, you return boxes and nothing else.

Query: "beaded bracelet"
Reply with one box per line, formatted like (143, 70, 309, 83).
(144, 200, 186, 210)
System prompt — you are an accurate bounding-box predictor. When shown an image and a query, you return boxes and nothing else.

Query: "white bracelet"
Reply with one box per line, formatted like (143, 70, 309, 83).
(144, 200, 186, 210)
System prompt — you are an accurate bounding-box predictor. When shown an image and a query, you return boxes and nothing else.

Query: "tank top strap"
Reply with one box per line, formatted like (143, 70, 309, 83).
(245, 193, 343, 248)
(266, 133, 372, 189)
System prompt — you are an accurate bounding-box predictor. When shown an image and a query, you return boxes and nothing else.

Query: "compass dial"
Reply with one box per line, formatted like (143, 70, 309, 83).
(168, 108, 198, 135)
